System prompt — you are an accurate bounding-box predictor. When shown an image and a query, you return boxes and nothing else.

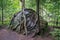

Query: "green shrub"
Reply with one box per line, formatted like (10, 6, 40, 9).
(50, 28, 60, 40)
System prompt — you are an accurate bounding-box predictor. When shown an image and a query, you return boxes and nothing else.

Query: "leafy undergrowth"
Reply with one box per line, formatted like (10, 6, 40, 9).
(50, 28, 60, 40)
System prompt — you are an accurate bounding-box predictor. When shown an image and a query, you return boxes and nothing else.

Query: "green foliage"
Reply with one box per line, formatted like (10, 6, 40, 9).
(25, 0, 36, 10)
(50, 28, 60, 40)
(0, 0, 21, 25)
(41, 0, 60, 26)
(0, 0, 60, 26)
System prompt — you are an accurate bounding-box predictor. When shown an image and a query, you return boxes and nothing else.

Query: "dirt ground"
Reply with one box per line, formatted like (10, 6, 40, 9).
(0, 28, 54, 40)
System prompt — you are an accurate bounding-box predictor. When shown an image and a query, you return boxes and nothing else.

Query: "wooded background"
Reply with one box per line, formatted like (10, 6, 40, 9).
(0, 0, 60, 26)
(0, 0, 60, 40)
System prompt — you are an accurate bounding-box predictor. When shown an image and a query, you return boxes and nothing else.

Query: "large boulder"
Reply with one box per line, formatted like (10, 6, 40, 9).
(9, 8, 48, 36)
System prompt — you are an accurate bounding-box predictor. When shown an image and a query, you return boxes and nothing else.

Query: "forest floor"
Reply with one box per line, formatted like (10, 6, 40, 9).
(0, 27, 54, 40)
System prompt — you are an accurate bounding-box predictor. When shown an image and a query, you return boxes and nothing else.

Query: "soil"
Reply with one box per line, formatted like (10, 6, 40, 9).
(0, 28, 54, 40)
